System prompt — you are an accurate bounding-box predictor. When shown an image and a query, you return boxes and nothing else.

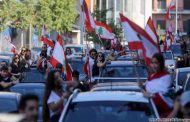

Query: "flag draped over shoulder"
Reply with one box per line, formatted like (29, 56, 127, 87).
(41, 25, 54, 48)
(166, 0, 176, 19)
(50, 34, 72, 80)
(120, 13, 159, 66)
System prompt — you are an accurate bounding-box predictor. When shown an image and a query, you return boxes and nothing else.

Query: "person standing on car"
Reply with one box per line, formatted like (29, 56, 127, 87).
(10, 54, 22, 80)
(138, 53, 173, 117)
(92, 52, 107, 77)
(19, 94, 39, 122)
(43, 70, 70, 122)
(65, 47, 75, 60)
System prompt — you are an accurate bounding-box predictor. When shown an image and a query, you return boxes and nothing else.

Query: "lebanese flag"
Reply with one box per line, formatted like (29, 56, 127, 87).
(83, 45, 91, 81)
(120, 13, 159, 66)
(50, 34, 72, 80)
(95, 21, 115, 40)
(164, 31, 173, 51)
(145, 17, 160, 52)
(80, 0, 95, 32)
(41, 25, 54, 48)
(166, 0, 176, 19)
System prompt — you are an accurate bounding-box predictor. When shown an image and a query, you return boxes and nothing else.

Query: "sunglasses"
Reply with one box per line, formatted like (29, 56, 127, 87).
(28, 106, 38, 111)
(22, 50, 26, 52)
(91, 53, 96, 56)
(98, 55, 102, 57)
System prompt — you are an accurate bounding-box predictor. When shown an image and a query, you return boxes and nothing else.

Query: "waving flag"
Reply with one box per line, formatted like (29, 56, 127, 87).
(145, 17, 160, 51)
(2, 27, 12, 43)
(80, 0, 95, 32)
(41, 25, 54, 48)
(166, 0, 176, 19)
(83, 45, 91, 81)
(95, 21, 115, 40)
(120, 13, 159, 66)
(164, 31, 173, 51)
(50, 34, 72, 80)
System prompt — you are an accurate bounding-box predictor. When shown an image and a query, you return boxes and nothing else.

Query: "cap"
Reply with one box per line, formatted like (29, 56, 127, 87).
(180, 91, 190, 107)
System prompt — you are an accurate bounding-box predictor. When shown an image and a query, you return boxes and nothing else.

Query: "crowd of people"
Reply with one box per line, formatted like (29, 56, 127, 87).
(1, 36, 190, 121)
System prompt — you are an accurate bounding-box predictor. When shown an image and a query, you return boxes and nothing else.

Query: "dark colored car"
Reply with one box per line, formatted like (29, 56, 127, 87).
(0, 92, 21, 113)
(10, 83, 45, 122)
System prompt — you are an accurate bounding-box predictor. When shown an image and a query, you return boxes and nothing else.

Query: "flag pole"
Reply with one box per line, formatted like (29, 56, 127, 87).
(175, 0, 178, 34)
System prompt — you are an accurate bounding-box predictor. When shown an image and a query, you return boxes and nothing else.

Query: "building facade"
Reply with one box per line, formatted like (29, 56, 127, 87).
(152, 0, 190, 35)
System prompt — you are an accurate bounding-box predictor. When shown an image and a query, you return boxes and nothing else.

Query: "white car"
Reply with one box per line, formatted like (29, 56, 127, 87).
(64, 44, 88, 57)
(59, 90, 159, 122)
(162, 51, 175, 72)
(174, 67, 190, 91)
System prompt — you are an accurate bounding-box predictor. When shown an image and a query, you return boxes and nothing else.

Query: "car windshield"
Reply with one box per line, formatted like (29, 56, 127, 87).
(170, 45, 182, 54)
(22, 69, 45, 82)
(11, 86, 44, 106)
(178, 72, 189, 85)
(162, 52, 172, 60)
(0, 98, 17, 113)
(68, 60, 84, 74)
(184, 77, 190, 91)
(102, 66, 148, 78)
(69, 47, 83, 54)
(63, 101, 154, 122)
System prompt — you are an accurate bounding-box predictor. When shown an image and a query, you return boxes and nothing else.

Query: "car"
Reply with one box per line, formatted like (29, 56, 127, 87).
(0, 55, 12, 64)
(170, 43, 184, 59)
(93, 61, 148, 83)
(64, 44, 88, 57)
(116, 51, 139, 61)
(183, 73, 190, 91)
(91, 82, 141, 92)
(162, 51, 175, 72)
(174, 67, 190, 91)
(59, 90, 159, 122)
(68, 59, 86, 81)
(0, 92, 21, 113)
(10, 82, 45, 122)
(22, 67, 45, 82)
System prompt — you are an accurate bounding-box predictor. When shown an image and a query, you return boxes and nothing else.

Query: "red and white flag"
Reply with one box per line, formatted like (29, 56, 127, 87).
(120, 13, 159, 66)
(166, 0, 176, 19)
(164, 31, 173, 51)
(41, 25, 54, 48)
(50, 34, 72, 80)
(83, 45, 91, 81)
(80, 0, 95, 32)
(145, 17, 160, 51)
(95, 21, 115, 40)
(10, 43, 17, 54)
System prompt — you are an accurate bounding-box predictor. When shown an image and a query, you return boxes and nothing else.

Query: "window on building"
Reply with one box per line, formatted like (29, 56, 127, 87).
(116, 0, 122, 11)
(102, 0, 106, 10)
(157, 0, 166, 10)
(108, 0, 113, 10)
(157, 20, 166, 30)
(183, 20, 188, 32)
(141, 0, 145, 14)
(184, 0, 190, 10)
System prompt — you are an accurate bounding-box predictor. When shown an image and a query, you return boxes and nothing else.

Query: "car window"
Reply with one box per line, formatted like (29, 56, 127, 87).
(69, 47, 83, 54)
(63, 101, 154, 122)
(103, 66, 148, 78)
(0, 99, 18, 113)
(23, 69, 45, 82)
(11, 86, 44, 106)
(178, 72, 189, 86)
(185, 78, 190, 91)
(170, 45, 182, 54)
(162, 52, 172, 60)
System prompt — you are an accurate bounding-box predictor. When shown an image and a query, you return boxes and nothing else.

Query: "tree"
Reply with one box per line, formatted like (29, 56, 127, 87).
(37, 0, 77, 32)
(86, 8, 122, 48)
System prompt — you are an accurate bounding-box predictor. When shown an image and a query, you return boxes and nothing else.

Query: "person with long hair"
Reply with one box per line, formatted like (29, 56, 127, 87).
(92, 52, 107, 77)
(10, 54, 22, 80)
(138, 53, 173, 117)
(43, 70, 69, 122)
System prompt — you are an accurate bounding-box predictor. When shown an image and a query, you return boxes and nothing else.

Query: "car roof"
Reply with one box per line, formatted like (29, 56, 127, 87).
(72, 91, 148, 103)
(177, 67, 190, 72)
(107, 61, 144, 66)
(11, 83, 45, 88)
(0, 92, 21, 98)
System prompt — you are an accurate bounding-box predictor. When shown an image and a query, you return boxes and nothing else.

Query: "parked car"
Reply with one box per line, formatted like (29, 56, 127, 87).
(0, 92, 21, 113)
(162, 51, 175, 72)
(183, 73, 190, 91)
(10, 82, 45, 122)
(59, 90, 159, 122)
(93, 61, 148, 83)
(174, 67, 190, 91)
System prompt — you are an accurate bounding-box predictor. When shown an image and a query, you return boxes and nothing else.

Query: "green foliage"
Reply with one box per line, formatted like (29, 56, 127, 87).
(86, 8, 122, 47)
(0, 0, 77, 33)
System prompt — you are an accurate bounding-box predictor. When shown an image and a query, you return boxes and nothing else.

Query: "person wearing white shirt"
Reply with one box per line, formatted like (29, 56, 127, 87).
(65, 47, 75, 59)
(43, 70, 69, 122)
